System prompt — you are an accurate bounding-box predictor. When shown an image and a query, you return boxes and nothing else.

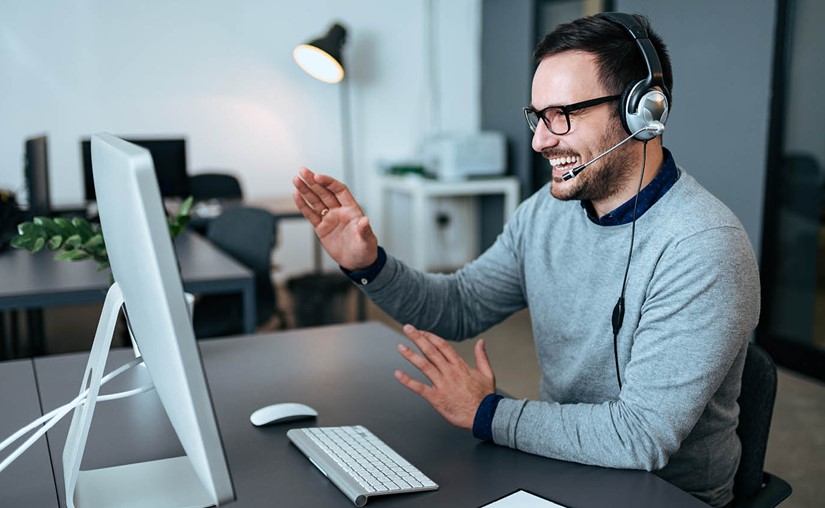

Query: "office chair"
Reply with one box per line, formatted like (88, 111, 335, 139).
(188, 172, 243, 202)
(731, 343, 792, 507)
(192, 206, 287, 338)
(187, 173, 244, 234)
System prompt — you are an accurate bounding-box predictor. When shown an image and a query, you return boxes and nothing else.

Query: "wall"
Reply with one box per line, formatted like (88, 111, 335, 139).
(0, 0, 481, 280)
(617, 0, 776, 257)
(784, 0, 825, 168)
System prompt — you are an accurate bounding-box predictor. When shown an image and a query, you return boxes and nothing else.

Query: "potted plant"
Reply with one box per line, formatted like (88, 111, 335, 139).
(11, 197, 193, 282)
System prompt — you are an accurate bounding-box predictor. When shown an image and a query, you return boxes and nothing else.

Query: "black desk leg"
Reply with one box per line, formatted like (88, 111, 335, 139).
(26, 309, 46, 357)
(0, 312, 6, 360)
(357, 292, 367, 322)
(9, 310, 19, 358)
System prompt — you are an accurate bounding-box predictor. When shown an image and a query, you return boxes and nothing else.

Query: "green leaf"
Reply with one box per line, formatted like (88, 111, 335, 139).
(31, 237, 45, 253)
(10, 235, 28, 249)
(17, 221, 37, 236)
(55, 249, 90, 261)
(47, 236, 64, 250)
(64, 234, 83, 249)
(179, 196, 194, 216)
(71, 217, 95, 241)
(82, 234, 104, 250)
(53, 216, 72, 229)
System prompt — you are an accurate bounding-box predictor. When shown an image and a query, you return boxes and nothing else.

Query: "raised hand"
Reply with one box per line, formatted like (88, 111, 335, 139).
(395, 324, 496, 430)
(292, 167, 378, 271)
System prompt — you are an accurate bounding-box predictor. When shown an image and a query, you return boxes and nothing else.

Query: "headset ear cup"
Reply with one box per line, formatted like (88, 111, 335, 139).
(624, 83, 669, 140)
(619, 81, 639, 136)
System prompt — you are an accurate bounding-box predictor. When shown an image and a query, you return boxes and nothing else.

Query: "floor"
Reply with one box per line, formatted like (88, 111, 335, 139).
(25, 285, 825, 508)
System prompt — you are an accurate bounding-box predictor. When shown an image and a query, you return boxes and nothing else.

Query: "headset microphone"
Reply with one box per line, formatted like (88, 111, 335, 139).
(559, 121, 664, 181)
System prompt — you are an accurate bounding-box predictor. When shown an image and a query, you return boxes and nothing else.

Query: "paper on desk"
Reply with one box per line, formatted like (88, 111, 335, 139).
(482, 489, 569, 508)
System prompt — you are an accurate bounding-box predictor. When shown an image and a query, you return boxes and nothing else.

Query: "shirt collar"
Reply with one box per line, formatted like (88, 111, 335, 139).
(581, 147, 679, 226)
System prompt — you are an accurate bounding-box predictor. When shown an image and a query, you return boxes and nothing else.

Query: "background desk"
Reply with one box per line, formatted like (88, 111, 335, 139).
(0, 231, 254, 357)
(8, 322, 708, 507)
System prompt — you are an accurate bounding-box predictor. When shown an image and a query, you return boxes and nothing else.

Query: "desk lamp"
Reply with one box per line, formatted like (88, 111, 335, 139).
(293, 23, 346, 84)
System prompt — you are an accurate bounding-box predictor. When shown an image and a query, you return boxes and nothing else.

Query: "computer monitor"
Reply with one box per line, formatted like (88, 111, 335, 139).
(24, 135, 51, 217)
(62, 133, 234, 507)
(81, 137, 190, 200)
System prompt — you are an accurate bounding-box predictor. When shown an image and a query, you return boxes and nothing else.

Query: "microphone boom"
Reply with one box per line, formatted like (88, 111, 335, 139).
(559, 122, 664, 181)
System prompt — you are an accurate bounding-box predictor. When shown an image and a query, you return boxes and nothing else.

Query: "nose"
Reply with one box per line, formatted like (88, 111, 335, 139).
(531, 120, 561, 153)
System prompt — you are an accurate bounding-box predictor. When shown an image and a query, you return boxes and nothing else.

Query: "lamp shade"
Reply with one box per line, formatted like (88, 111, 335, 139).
(293, 23, 347, 83)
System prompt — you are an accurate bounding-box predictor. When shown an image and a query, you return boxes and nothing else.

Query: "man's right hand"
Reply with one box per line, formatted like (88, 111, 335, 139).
(292, 167, 378, 271)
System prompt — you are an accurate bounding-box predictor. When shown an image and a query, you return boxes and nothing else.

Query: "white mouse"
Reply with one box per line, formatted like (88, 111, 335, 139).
(250, 402, 318, 426)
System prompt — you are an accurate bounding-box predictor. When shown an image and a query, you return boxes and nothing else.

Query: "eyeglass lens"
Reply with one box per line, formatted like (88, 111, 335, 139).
(525, 107, 570, 135)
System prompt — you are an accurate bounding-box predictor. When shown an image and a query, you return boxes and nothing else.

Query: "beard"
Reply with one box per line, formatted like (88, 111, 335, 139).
(547, 121, 636, 202)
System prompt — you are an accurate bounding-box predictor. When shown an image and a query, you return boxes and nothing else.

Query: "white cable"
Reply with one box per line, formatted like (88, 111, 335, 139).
(0, 357, 154, 474)
(0, 357, 143, 454)
(0, 398, 76, 473)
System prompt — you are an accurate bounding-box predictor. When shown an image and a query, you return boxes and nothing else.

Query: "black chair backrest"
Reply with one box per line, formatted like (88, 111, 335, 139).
(190, 173, 243, 202)
(207, 206, 277, 323)
(734, 343, 777, 501)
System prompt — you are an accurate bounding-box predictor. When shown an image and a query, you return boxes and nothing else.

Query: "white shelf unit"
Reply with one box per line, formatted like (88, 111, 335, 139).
(376, 175, 520, 272)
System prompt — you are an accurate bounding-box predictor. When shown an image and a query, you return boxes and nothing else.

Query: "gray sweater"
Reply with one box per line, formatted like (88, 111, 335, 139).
(362, 169, 760, 507)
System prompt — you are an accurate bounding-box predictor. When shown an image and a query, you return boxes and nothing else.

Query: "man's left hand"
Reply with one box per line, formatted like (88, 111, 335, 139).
(394, 324, 496, 429)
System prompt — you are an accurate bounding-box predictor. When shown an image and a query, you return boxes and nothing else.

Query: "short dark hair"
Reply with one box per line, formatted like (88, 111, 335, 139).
(533, 14, 673, 107)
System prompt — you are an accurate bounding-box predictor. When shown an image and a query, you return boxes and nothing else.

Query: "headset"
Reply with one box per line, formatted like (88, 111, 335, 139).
(597, 12, 670, 141)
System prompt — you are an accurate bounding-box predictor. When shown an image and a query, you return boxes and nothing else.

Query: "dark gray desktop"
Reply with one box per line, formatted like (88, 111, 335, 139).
(0, 322, 709, 507)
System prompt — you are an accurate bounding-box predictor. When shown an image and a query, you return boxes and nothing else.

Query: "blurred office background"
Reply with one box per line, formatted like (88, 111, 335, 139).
(0, 1, 822, 507)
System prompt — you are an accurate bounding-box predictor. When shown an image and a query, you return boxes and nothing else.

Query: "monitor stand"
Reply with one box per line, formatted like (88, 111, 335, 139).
(62, 282, 216, 508)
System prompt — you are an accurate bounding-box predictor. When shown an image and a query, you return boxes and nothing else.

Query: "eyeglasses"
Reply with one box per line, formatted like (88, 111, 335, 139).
(523, 95, 621, 135)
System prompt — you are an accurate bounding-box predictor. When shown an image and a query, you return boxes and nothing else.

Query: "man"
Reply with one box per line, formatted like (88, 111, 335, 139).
(291, 13, 758, 508)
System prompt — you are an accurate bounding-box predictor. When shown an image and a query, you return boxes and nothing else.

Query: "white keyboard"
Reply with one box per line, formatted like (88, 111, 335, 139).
(287, 425, 439, 507)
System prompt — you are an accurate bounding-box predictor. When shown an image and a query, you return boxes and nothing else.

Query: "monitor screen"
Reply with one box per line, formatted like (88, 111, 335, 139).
(82, 137, 190, 199)
(24, 135, 51, 216)
(81, 133, 234, 506)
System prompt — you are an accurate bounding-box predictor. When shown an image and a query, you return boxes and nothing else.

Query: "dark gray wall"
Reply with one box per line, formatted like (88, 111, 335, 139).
(481, 0, 535, 199)
(784, 0, 825, 168)
(480, 0, 536, 250)
(617, 0, 776, 257)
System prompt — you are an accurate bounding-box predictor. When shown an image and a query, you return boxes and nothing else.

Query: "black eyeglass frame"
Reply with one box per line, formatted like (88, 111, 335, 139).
(524, 95, 621, 134)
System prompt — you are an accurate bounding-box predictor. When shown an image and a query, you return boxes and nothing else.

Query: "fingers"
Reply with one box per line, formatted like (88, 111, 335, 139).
(298, 168, 360, 209)
(292, 171, 332, 216)
(297, 167, 342, 211)
(397, 343, 441, 382)
(395, 330, 495, 430)
(403, 324, 463, 366)
(474, 339, 495, 381)
(394, 369, 431, 398)
(291, 190, 322, 227)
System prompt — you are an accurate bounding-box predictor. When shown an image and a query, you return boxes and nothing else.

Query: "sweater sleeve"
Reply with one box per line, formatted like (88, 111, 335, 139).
(360, 204, 529, 341)
(491, 226, 759, 471)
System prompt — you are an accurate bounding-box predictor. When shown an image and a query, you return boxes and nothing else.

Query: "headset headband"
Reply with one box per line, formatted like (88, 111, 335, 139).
(598, 12, 670, 108)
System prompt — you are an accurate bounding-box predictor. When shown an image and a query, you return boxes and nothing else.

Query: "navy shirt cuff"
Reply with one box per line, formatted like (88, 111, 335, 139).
(472, 393, 503, 442)
(341, 246, 387, 286)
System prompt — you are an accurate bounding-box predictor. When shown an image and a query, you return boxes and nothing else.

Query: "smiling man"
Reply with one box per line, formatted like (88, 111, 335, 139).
(291, 13, 759, 508)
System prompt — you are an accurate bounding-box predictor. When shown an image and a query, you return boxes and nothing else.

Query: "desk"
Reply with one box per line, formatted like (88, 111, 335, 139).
(2, 322, 708, 507)
(0, 231, 255, 356)
(0, 359, 60, 507)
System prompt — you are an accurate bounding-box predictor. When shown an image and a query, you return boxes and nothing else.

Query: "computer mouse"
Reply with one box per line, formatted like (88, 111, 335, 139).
(250, 402, 318, 426)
